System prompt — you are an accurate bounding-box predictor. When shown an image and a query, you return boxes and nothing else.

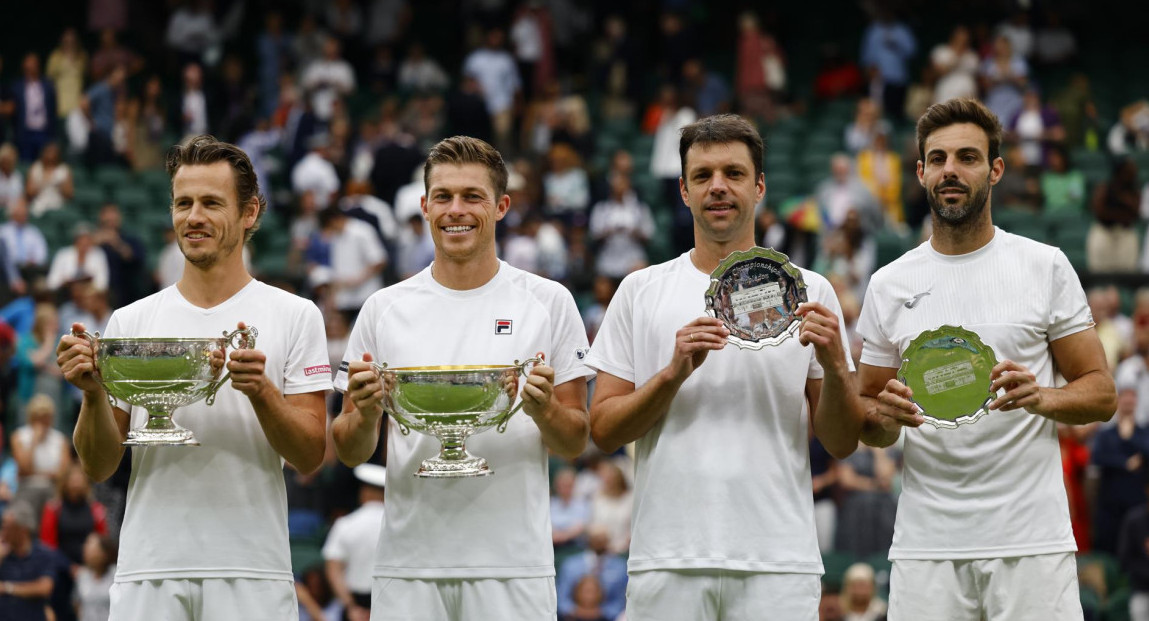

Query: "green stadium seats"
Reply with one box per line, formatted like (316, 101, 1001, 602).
(820, 551, 856, 590)
(93, 165, 132, 192)
(1106, 586, 1131, 621)
(875, 230, 913, 268)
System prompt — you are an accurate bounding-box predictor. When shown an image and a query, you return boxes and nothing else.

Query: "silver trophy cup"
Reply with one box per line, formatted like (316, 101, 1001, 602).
(81, 327, 257, 446)
(370, 358, 541, 478)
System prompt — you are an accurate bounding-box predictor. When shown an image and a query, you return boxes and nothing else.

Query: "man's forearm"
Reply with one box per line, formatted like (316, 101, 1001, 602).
(332, 406, 384, 467)
(249, 389, 327, 474)
(73, 390, 127, 482)
(591, 370, 684, 454)
(1033, 370, 1117, 425)
(813, 367, 864, 458)
(858, 395, 902, 448)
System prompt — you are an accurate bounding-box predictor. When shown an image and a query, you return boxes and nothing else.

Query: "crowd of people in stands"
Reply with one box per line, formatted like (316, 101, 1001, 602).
(1, 1, 1149, 620)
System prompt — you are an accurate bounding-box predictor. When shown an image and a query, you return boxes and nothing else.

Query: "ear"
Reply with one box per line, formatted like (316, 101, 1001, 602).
(989, 156, 1005, 186)
(494, 194, 511, 221)
(756, 172, 766, 203)
(242, 197, 259, 229)
(678, 176, 688, 205)
(916, 160, 925, 188)
(420, 194, 429, 220)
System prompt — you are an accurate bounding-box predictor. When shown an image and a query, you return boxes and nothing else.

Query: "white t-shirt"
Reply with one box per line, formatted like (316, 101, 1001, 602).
(104, 280, 332, 582)
(462, 48, 520, 115)
(584, 251, 850, 574)
(334, 262, 592, 579)
(322, 500, 385, 594)
(331, 218, 387, 312)
(75, 565, 115, 621)
(856, 228, 1090, 560)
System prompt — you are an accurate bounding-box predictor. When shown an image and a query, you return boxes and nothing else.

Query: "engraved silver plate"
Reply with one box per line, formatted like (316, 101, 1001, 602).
(705, 247, 808, 350)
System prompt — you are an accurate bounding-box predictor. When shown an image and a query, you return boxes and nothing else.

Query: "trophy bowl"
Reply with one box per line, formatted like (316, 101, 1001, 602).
(82, 327, 257, 446)
(372, 358, 541, 478)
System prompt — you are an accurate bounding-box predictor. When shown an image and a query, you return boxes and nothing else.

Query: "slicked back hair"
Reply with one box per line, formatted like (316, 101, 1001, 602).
(916, 98, 1003, 163)
(166, 134, 267, 242)
(423, 136, 509, 198)
(679, 114, 764, 184)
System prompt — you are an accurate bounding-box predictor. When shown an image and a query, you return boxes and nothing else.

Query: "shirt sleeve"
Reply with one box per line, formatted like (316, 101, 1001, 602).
(283, 299, 333, 394)
(546, 285, 594, 387)
(320, 519, 349, 562)
(335, 295, 380, 392)
(857, 275, 901, 369)
(1047, 249, 1093, 342)
(583, 274, 637, 383)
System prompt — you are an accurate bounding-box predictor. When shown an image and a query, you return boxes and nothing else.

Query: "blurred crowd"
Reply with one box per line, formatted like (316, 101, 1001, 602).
(2, 1, 1149, 620)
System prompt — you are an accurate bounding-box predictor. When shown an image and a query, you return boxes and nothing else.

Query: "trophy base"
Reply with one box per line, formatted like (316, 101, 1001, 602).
(123, 427, 201, 446)
(415, 455, 492, 478)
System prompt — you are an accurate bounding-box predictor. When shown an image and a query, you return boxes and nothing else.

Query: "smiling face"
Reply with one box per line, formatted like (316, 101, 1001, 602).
(420, 163, 509, 265)
(680, 141, 765, 246)
(917, 123, 1003, 228)
(171, 161, 256, 270)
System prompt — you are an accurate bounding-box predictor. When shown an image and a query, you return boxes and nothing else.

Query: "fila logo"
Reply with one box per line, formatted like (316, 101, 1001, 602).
(904, 292, 931, 309)
(495, 320, 513, 335)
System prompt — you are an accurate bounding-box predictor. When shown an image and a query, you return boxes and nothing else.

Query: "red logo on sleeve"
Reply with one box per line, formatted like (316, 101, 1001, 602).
(304, 364, 332, 377)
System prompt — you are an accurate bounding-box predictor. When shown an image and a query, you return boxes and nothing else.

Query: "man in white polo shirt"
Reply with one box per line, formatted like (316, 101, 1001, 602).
(323, 464, 387, 621)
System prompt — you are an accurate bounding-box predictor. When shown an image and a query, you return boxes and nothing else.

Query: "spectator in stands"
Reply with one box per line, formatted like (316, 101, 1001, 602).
(815, 210, 876, 304)
(556, 525, 628, 621)
(368, 118, 423, 207)
(1088, 157, 1142, 273)
(24, 142, 71, 218)
(735, 12, 787, 123)
(810, 436, 838, 553)
(980, 35, 1030, 128)
(92, 203, 147, 308)
(591, 15, 640, 112)
(397, 42, 450, 94)
(845, 98, 892, 154)
(74, 533, 116, 621)
(834, 444, 897, 558)
(322, 463, 385, 621)
(588, 171, 654, 279)
(0, 144, 22, 210)
(0, 421, 17, 517)
(543, 142, 591, 229)
(842, 562, 887, 621)
(46, 223, 109, 292)
(313, 207, 386, 324)
(588, 460, 632, 556)
(88, 29, 141, 83)
(859, 7, 916, 118)
(446, 75, 494, 145)
(814, 43, 864, 102)
(164, 0, 219, 66)
(395, 213, 434, 281)
(931, 26, 979, 104)
(0, 199, 48, 294)
(816, 153, 883, 233)
(560, 574, 611, 621)
(510, 1, 554, 101)
(646, 84, 696, 253)
(39, 463, 108, 571)
(293, 134, 342, 210)
(7, 53, 57, 163)
(1034, 10, 1077, 66)
(1093, 383, 1149, 554)
(551, 465, 591, 554)
(996, 10, 1035, 60)
(1109, 100, 1149, 157)
(13, 305, 68, 419)
(83, 65, 125, 167)
(1119, 470, 1149, 621)
(152, 227, 183, 290)
(44, 29, 85, 122)
(680, 58, 731, 117)
(179, 63, 208, 139)
(255, 12, 291, 118)
(1008, 87, 1064, 167)
(325, 0, 363, 48)
(9, 394, 70, 517)
(856, 129, 903, 225)
(0, 501, 55, 621)
(1090, 286, 1134, 371)
(1041, 144, 1087, 214)
(301, 37, 356, 124)
(462, 27, 521, 152)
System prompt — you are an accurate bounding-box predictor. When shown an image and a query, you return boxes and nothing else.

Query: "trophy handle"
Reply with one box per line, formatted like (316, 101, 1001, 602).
(75, 329, 116, 409)
(496, 356, 544, 433)
(206, 325, 259, 406)
(369, 361, 411, 436)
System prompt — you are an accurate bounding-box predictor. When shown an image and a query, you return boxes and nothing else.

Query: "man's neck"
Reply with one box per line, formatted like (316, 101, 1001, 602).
(431, 253, 500, 291)
(176, 259, 253, 308)
(691, 235, 756, 274)
(929, 209, 996, 256)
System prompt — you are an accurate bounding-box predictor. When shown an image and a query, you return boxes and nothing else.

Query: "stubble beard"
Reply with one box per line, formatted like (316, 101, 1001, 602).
(928, 174, 992, 232)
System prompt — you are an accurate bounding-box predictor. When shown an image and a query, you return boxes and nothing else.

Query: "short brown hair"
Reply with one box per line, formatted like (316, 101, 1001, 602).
(423, 136, 508, 197)
(916, 98, 1003, 163)
(166, 135, 268, 242)
(679, 114, 764, 182)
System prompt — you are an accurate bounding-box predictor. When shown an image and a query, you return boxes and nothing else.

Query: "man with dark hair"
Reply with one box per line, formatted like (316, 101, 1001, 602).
(586, 113, 864, 619)
(0, 500, 54, 621)
(56, 135, 331, 621)
(333, 135, 592, 621)
(856, 98, 1115, 620)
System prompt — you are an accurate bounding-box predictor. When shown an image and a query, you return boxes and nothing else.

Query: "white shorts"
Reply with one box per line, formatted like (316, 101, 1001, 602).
(369, 576, 556, 621)
(625, 570, 820, 621)
(888, 553, 1083, 621)
(109, 578, 298, 621)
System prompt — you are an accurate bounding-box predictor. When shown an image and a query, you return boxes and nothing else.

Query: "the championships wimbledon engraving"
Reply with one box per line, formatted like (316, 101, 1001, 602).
(705, 247, 808, 350)
(899, 326, 998, 429)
